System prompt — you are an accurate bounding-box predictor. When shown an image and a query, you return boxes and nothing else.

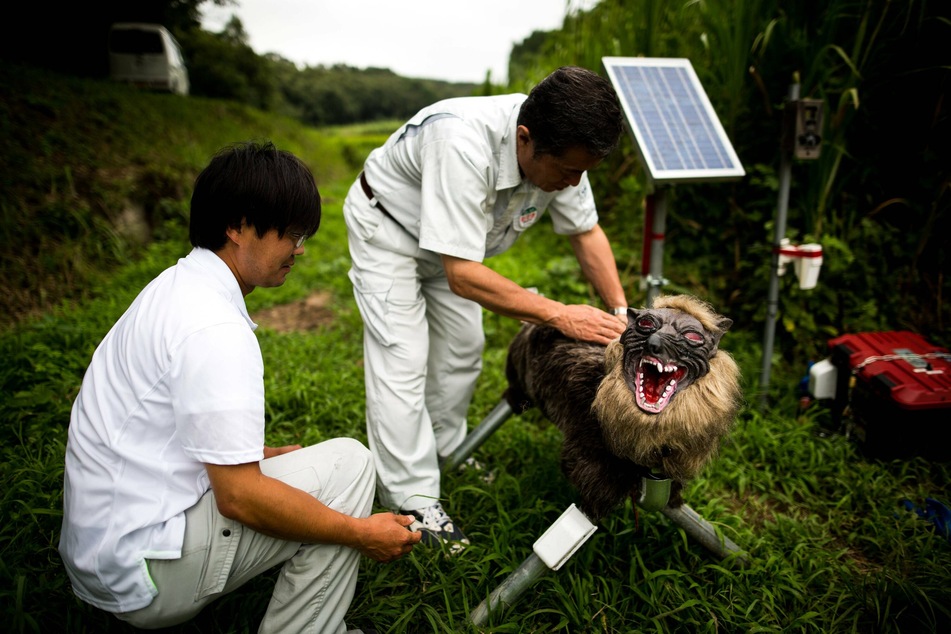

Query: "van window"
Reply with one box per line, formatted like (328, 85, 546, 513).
(109, 29, 165, 55)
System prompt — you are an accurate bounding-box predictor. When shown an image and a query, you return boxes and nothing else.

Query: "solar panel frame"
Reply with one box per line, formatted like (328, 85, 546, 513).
(602, 56, 745, 185)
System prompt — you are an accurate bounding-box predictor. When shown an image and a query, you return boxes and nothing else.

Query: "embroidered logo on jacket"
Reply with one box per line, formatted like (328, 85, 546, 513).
(515, 206, 541, 230)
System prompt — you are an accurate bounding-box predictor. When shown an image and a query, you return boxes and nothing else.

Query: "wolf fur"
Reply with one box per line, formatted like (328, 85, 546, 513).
(503, 294, 742, 521)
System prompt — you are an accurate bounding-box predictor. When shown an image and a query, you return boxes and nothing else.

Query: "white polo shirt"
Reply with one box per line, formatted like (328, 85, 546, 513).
(362, 93, 599, 262)
(59, 247, 265, 613)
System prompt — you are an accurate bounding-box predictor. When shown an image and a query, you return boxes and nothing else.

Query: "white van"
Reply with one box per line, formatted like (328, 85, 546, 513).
(108, 23, 190, 96)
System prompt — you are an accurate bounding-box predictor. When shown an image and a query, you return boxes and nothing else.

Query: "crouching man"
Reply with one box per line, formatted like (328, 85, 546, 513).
(59, 141, 420, 633)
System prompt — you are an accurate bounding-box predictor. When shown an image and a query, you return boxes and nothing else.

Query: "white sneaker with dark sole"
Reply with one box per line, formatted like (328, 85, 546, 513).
(404, 502, 469, 553)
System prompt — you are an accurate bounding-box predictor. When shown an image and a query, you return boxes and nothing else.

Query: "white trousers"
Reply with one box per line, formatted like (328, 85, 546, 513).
(343, 178, 484, 511)
(116, 438, 375, 633)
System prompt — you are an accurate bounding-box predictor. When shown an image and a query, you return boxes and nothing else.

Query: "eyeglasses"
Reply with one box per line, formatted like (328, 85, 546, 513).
(287, 231, 308, 248)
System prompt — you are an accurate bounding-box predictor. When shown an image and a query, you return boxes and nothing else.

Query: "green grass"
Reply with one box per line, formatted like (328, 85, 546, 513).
(1, 65, 950, 633)
(3, 187, 949, 633)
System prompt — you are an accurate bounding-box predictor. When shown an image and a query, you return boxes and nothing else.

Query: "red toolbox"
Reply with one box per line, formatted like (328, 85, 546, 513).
(828, 331, 951, 460)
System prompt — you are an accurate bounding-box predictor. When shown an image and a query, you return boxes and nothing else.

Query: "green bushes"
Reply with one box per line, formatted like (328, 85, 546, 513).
(515, 0, 950, 359)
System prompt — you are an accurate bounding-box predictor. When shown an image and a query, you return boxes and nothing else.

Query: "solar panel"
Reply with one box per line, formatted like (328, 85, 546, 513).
(602, 57, 745, 184)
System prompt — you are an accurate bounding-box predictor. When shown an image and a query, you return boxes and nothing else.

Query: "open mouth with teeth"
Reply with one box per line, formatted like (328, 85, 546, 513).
(635, 356, 687, 413)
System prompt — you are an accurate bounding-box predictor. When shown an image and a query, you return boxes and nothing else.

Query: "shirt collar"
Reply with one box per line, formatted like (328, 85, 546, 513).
(497, 102, 524, 191)
(184, 247, 258, 331)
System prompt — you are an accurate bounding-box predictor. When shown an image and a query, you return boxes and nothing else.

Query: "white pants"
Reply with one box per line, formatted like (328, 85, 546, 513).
(343, 178, 484, 511)
(116, 438, 374, 633)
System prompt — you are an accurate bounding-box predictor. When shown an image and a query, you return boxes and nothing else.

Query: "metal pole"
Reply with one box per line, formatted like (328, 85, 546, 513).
(441, 400, 513, 472)
(469, 552, 550, 626)
(661, 504, 747, 564)
(641, 194, 654, 292)
(469, 501, 748, 626)
(646, 186, 668, 307)
(759, 82, 799, 409)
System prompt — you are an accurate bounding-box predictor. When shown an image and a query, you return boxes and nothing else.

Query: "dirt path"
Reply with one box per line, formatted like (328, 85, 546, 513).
(250, 290, 335, 332)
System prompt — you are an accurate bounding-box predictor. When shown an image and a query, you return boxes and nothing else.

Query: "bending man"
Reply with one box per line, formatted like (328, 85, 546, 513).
(342, 67, 630, 550)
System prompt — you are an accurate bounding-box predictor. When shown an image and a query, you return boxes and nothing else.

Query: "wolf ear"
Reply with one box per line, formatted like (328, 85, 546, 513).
(708, 317, 733, 350)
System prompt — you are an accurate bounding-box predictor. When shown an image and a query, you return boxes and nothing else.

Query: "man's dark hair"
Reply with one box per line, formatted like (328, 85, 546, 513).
(517, 66, 623, 159)
(189, 141, 322, 250)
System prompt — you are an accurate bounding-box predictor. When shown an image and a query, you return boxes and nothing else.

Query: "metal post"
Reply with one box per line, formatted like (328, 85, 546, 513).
(469, 552, 550, 626)
(759, 82, 800, 409)
(441, 400, 513, 472)
(469, 500, 748, 626)
(646, 187, 668, 307)
(661, 504, 747, 564)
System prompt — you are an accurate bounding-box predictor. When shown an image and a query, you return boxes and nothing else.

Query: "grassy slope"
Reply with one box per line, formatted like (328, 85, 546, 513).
(1, 65, 949, 633)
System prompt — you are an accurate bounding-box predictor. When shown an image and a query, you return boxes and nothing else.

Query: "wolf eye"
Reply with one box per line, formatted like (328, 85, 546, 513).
(683, 330, 704, 344)
(636, 317, 657, 331)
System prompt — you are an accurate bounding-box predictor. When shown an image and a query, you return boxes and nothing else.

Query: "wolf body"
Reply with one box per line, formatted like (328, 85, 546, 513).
(503, 295, 742, 521)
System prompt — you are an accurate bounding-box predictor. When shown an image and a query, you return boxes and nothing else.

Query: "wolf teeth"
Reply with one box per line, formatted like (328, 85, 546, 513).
(647, 359, 679, 374)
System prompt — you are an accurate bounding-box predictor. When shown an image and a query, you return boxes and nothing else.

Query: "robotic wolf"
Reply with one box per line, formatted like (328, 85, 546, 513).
(503, 294, 742, 521)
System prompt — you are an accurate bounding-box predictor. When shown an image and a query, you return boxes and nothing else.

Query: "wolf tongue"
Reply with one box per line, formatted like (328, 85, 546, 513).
(636, 360, 685, 412)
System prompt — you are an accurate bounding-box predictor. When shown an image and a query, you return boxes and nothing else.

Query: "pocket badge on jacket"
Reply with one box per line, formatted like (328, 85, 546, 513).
(514, 206, 542, 231)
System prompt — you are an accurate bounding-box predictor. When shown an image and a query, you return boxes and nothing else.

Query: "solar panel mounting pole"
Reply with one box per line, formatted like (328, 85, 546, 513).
(644, 185, 669, 308)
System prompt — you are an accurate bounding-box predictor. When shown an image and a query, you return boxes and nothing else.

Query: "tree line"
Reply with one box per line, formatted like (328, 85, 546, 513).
(0, 0, 478, 126)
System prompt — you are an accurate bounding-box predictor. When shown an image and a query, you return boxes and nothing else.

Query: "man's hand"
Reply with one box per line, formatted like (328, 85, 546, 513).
(441, 256, 625, 346)
(207, 461, 422, 560)
(355, 512, 422, 563)
(547, 304, 626, 345)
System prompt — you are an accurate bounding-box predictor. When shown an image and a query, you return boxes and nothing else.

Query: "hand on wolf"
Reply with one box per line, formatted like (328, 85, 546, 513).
(547, 304, 626, 345)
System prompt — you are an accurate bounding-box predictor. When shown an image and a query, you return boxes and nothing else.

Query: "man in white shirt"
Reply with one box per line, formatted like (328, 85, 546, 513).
(59, 141, 420, 633)
(342, 67, 630, 550)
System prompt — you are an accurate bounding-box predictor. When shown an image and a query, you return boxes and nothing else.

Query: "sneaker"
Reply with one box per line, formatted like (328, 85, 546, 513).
(403, 502, 470, 553)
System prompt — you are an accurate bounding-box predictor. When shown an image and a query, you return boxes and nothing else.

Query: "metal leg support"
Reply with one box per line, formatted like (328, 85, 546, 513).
(662, 504, 747, 564)
(448, 398, 748, 625)
(470, 552, 550, 627)
(469, 502, 747, 626)
(442, 399, 513, 472)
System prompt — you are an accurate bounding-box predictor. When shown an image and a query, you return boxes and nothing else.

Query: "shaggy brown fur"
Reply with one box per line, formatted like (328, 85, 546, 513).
(504, 295, 742, 521)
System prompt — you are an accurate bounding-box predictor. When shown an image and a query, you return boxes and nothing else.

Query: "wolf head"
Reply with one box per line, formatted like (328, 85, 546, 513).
(619, 295, 733, 414)
(592, 295, 741, 482)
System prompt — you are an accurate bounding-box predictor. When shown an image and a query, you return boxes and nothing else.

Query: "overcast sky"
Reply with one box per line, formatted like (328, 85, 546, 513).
(200, 0, 596, 84)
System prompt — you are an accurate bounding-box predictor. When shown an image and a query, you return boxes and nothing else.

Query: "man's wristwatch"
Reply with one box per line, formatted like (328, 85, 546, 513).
(611, 306, 629, 316)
